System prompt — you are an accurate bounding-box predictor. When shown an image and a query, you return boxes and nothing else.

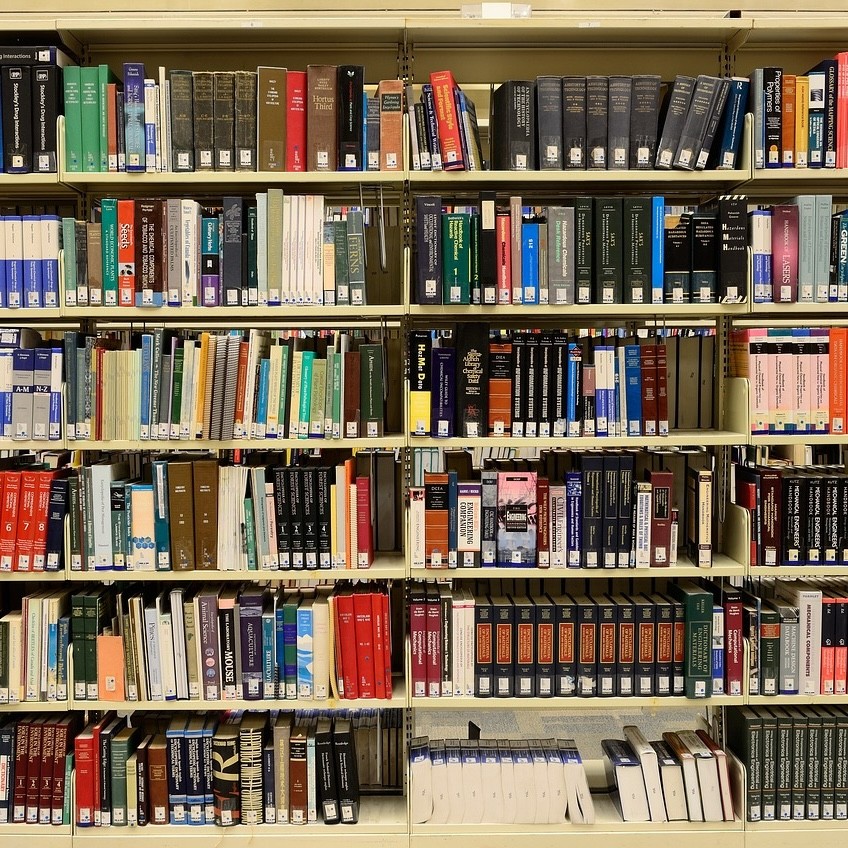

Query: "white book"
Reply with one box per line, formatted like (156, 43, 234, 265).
(511, 741, 536, 824)
(411, 737, 434, 823)
(180, 199, 198, 305)
(170, 588, 189, 700)
(91, 462, 129, 570)
(312, 594, 330, 699)
(544, 741, 568, 823)
(3, 612, 21, 703)
(409, 487, 426, 569)
(41, 216, 60, 308)
(5, 217, 22, 308)
(696, 729, 735, 822)
(560, 739, 594, 824)
(303, 194, 315, 304)
(430, 743, 449, 824)
(602, 738, 650, 822)
(451, 589, 465, 697)
(460, 742, 484, 823)
(775, 582, 822, 695)
(650, 739, 688, 821)
(479, 740, 503, 823)
(281, 194, 293, 302)
(250, 467, 269, 569)
(445, 740, 464, 823)
(143, 601, 164, 700)
(348, 482, 358, 570)
(265, 343, 283, 437)
(21, 217, 41, 308)
(463, 589, 476, 696)
(157, 66, 169, 172)
(306, 723, 317, 822)
(676, 729, 723, 822)
(499, 742, 518, 823)
(662, 731, 703, 821)
(624, 725, 668, 822)
(313, 195, 325, 303)
(144, 79, 157, 172)
(23, 593, 43, 701)
(264, 482, 279, 569)
(157, 597, 178, 700)
(178, 340, 195, 439)
(294, 196, 306, 304)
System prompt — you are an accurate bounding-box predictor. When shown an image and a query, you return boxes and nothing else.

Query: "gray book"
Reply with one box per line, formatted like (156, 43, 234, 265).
(547, 205, 575, 305)
(607, 75, 632, 170)
(656, 75, 695, 169)
(674, 74, 720, 170)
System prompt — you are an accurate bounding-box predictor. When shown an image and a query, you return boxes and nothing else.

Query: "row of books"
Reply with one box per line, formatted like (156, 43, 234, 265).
(61, 194, 369, 309)
(726, 705, 848, 822)
(409, 736, 593, 824)
(69, 584, 394, 703)
(62, 453, 399, 575)
(73, 709, 401, 829)
(602, 726, 734, 822)
(417, 72, 747, 172)
(414, 194, 748, 306)
(63, 63, 404, 174)
(63, 329, 389, 444)
(748, 196, 846, 304)
(0, 214, 61, 308)
(411, 454, 713, 571)
(750, 57, 848, 169)
(733, 461, 848, 567)
(410, 327, 717, 440)
(408, 579, 724, 700)
(0, 45, 75, 173)
(730, 327, 848, 435)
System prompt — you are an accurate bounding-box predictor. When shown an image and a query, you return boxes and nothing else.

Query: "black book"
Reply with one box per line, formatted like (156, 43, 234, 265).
(585, 75, 608, 170)
(593, 197, 623, 304)
(623, 196, 651, 304)
(272, 466, 291, 568)
(302, 466, 319, 569)
(652, 594, 673, 696)
(610, 595, 635, 696)
(574, 595, 597, 696)
(695, 77, 730, 170)
(287, 466, 305, 569)
(211, 720, 240, 826)
(551, 593, 576, 696)
(511, 594, 536, 697)
(491, 596, 514, 697)
(579, 453, 603, 568)
(816, 706, 836, 820)
(663, 208, 693, 303)
(535, 75, 563, 170)
(414, 195, 442, 304)
(629, 74, 661, 169)
(805, 472, 824, 565)
(596, 595, 616, 697)
(562, 76, 586, 169)
(333, 719, 360, 824)
(316, 466, 332, 567)
(337, 65, 364, 171)
(674, 74, 722, 170)
(629, 593, 655, 697)
(655, 75, 695, 169)
(45, 476, 68, 571)
(523, 333, 539, 437)
(234, 70, 257, 171)
(221, 196, 244, 307)
(168, 70, 194, 171)
(491, 80, 535, 170)
(538, 333, 553, 437)
(691, 210, 719, 303)
(763, 67, 783, 168)
(413, 101, 431, 170)
(602, 453, 620, 569)
(479, 191, 497, 304)
(99, 715, 125, 826)
(192, 70, 215, 170)
(315, 718, 340, 824)
(574, 196, 593, 304)
(551, 333, 568, 437)
(510, 333, 526, 437)
(32, 65, 60, 173)
(607, 75, 632, 170)
(717, 194, 748, 302)
(618, 453, 634, 567)
(473, 594, 493, 697)
(455, 322, 488, 439)
(534, 595, 555, 697)
(213, 70, 235, 171)
(116, 91, 126, 171)
(2, 65, 33, 172)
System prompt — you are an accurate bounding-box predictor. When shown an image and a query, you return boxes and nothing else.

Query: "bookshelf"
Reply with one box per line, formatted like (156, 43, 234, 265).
(5, 6, 848, 847)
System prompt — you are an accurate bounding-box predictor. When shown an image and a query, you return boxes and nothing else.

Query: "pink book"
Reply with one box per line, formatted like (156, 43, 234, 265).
(496, 213, 511, 304)
(794, 328, 812, 432)
(408, 584, 427, 698)
(812, 327, 830, 432)
(837, 53, 848, 169)
(771, 204, 799, 303)
(770, 328, 794, 431)
(741, 328, 770, 434)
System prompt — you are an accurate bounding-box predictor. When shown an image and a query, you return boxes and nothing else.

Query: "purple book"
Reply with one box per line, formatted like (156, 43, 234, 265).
(496, 471, 537, 567)
(771, 204, 799, 303)
(430, 346, 456, 437)
(565, 471, 583, 568)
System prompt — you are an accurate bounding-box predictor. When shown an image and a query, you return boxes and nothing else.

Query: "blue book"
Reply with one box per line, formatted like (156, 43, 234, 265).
(612, 346, 621, 438)
(430, 346, 456, 437)
(49, 345, 62, 440)
(594, 340, 611, 438)
(263, 741, 276, 823)
(256, 358, 270, 437)
(122, 62, 146, 172)
(712, 605, 725, 695)
(623, 344, 643, 437)
(5, 216, 23, 307)
(715, 77, 749, 170)
(21, 216, 43, 308)
(566, 341, 582, 437)
(184, 719, 205, 825)
(165, 718, 188, 824)
(296, 597, 314, 699)
(42, 215, 60, 308)
(749, 68, 765, 169)
(274, 603, 286, 698)
(0, 218, 7, 308)
(447, 469, 458, 567)
(239, 587, 264, 700)
(808, 70, 825, 168)
(650, 197, 664, 304)
(262, 601, 275, 700)
(139, 333, 153, 439)
(47, 615, 58, 694)
(521, 221, 539, 304)
(565, 471, 582, 568)
(57, 615, 70, 700)
(31, 346, 51, 441)
(750, 209, 773, 302)
(0, 349, 13, 437)
(201, 717, 216, 824)
(152, 460, 171, 570)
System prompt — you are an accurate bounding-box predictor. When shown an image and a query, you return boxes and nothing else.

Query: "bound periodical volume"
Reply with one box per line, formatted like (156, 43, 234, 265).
(61, 194, 369, 308)
(70, 583, 395, 703)
(0, 213, 62, 307)
(409, 578, 728, 700)
(63, 62, 403, 174)
(414, 194, 748, 306)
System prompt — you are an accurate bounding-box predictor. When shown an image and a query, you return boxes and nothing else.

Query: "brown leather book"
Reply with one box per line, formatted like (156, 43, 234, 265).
(343, 349, 361, 439)
(192, 459, 218, 570)
(377, 79, 404, 172)
(288, 722, 308, 824)
(423, 471, 449, 568)
(147, 733, 169, 826)
(257, 66, 287, 172)
(167, 461, 195, 570)
(306, 64, 337, 172)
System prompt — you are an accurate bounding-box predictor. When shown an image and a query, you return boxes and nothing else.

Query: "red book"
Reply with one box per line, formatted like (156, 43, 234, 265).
(371, 591, 387, 700)
(14, 470, 39, 572)
(723, 594, 744, 697)
(837, 52, 848, 169)
(31, 470, 53, 572)
(536, 477, 550, 568)
(648, 470, 674, 567)
(334, 590, 358, 699)
(0, 471, 18, 571)
(496, 213, 511, 304)
(106, 82, 119, 171)
(822, 595, 837, 695)
(12, 719, 29, 823)
(425, 584, 442, 697)
(117, 198, 136, 306)
(381, 591, 393, 700)
(91, 712, 114, 826)
(409, 583, 427, 698)
(51, 715, 73, 825)
(734, 478, 759, 566)
(25, 716, 44, 824)
(37, 719, 55, 823)
(285, 70, 307, 172)
(355, 476, 374, 568)
(73, 722, 96, 827)
(655, 342, 669, 436)
(429, 70, 465, 170)
(836, 596, 848, 696)
(640, 344, 658, 437)
(353, 589, 375, 698)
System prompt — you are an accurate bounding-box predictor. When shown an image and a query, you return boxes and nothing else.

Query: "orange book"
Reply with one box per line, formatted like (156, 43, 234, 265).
(232, 340, 250, 437)
(117, 199, 135, 307)
(106, 82, 119, 172)
(829, 326, 846, 433)
(429, 70, 465, 170)
(781, 74, 796, 166)
(821, 595, 837, 696)
(488, 341, 513, 435)
(193, 333, 210, 438)
(344, 457, 355, 569)
(423, 471, 449, 568)
(377, 79, 404, 172)
(96, 634, 126, 701)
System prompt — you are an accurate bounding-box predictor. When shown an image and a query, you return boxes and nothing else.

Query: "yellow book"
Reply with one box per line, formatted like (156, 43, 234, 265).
(795, 75, 809, 168)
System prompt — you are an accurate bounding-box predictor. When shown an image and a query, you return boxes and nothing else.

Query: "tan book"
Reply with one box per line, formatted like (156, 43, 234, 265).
(378, 79, 404, 172)
(85, 222, 103, 306)
(306, 64, 337, 172)
(167, 461, 195, 570)
(192, 459, 218, 570)
(257, 66, 286, 171)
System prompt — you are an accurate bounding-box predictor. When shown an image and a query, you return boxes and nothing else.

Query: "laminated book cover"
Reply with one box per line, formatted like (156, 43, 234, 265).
(496, 471, 537, 567)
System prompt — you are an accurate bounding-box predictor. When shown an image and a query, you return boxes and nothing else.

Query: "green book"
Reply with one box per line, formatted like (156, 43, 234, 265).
(98, 64, 117, 172)
(63, 753, 73, 824)
(323, 351, 336, 436)
(331, 350, 343, 439)
(276, 342, 290, 439)
(110, 725, 139, 826)
(100, 198, 119, 305)
(666, 579, 712, 698)
(333, 220, 350, 305)
(725, 706, 763, 822)
(309, 357, 327, 437)
(441, 212, 471, 304)
(62, 217, 77, 305)
(470, 212, 481, 304)
(63, 65, 83, 172)
(359, 343, 385, 437)
(80, 65, 101, 172)
(247, 204, 258, 306)
(283, 597, 299, 697)
(170, 345, 185, 438)
(243, 497, 257, 570)
(298, 350, 315, 439)
(83, 591, 100, 699)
